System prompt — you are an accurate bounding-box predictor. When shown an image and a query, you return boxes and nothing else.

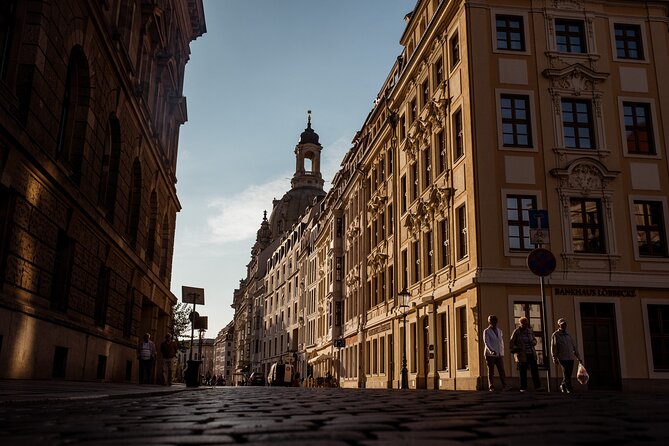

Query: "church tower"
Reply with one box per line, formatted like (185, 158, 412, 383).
(292, 110, 324, 189)
(267, 111, 326, 239)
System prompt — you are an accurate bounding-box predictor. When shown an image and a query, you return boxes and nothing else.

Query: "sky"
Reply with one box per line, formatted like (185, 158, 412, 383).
(171, 0, 417, 336)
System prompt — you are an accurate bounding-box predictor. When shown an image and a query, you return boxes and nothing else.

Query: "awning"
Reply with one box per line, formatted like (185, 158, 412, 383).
(308, 353, 335, 364)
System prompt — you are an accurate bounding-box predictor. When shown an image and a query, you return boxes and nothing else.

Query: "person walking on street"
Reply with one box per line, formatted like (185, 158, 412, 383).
(509, 317, 543, 392)
(160, 333, 179, 386)
(551, 318, 581, 393)
(136, 333, 157, 384)
(483, 315, 511, 391)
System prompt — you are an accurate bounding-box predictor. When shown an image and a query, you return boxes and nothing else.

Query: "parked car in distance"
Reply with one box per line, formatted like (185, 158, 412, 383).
(248, 372, 265, 386)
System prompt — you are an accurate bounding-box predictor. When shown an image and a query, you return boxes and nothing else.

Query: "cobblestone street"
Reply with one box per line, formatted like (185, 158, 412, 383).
(1, 386, 667, 445)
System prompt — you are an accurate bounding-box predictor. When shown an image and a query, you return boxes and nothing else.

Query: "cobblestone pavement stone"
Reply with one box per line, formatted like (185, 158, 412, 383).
(1, 386, 667, 445)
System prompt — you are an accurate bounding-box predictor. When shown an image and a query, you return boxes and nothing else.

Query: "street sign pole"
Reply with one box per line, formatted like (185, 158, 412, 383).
(527, 244, 556, 393)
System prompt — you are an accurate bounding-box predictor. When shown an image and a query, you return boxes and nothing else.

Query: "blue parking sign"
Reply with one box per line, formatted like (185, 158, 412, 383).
(528, 210, 549, 229)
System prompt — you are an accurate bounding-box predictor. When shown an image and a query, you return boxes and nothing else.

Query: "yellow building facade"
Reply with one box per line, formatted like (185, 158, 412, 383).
(234, 0, 669, 391)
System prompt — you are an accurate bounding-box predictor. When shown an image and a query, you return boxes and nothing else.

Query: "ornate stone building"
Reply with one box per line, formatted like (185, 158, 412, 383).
(231, 0, 669, 392)
(0, 0, 205, 381)
(231, 116, 326, 382)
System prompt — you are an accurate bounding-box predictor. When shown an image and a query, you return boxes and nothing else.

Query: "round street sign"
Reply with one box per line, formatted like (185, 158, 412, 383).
(527, 248, 557, 277)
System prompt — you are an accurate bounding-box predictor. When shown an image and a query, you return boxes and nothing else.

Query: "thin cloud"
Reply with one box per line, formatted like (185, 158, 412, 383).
(207, 176, 290, 243)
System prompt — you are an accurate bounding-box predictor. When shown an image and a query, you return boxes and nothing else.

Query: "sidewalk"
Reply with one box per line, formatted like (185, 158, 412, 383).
(0, 379, 199, 405)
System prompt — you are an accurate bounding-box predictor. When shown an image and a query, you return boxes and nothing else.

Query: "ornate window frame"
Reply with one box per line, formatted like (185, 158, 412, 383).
(550, 158, 621, 268)
(543, 64, 609, 160)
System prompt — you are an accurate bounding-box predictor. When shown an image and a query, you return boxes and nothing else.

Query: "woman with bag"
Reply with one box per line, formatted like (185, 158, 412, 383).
(509, 317, 543, 392)
(550, 318, 581, 393)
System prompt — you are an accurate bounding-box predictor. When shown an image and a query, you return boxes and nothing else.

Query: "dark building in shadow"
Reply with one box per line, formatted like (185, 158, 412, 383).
(0, 0, 205, 382)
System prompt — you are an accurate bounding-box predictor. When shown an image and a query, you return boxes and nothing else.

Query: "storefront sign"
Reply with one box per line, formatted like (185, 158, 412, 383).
(554, 287, 636, 297)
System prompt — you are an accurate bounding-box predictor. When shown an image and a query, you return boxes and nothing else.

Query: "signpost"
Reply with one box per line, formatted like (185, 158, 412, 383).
(527, 246, 556, 393)
(526, 209, 554, 392)
(182, 286, 205, 387)
(334, 338, 345, 387)
(529, 209, 550, 245)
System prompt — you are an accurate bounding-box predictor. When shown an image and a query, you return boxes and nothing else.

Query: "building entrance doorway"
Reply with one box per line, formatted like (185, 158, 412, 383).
(580, 302, 621, 390)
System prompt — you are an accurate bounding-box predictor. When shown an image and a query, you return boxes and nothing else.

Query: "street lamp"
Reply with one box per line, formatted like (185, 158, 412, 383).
(398, 287, 411, 389)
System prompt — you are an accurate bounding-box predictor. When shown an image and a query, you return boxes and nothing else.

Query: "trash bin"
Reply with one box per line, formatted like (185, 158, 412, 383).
(184, 360, 202, 387)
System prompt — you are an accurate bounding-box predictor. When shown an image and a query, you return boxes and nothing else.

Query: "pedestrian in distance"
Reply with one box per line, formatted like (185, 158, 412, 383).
(160, 333, 179, 386)
(136, 333, 157, 384)
(483, 315, 511, 391)
(551, 318, 581, 393)
(509, 316, 543, 392)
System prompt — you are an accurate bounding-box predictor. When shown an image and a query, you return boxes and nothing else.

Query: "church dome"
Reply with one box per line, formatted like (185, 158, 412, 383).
(299, 112, 319, 145)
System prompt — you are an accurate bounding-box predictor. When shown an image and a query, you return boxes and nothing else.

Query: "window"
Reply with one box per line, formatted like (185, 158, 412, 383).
(439, 311, 449, 371)
(410, 98, 417, 123)
(570, 198, 605, 253)
(555, 19, 586, 53)
(456, 306, 468, 370)
(412, 240, 420, 284)
(648, 304, 669, 370)
(1, 0, 17, 80)
(411, 162, 419, 202)
(450, 32, 460, 69)
(506, 195, 537, 251)
(56, 46, 90, 184)
(514, 302, 546, 366)
(436, 130, 446, 176)
(423, 147, 431, 189)
(439, 219, 450, 268)
(453, 109, 464, 160)
(615, 23, 643, 60)
(634, 201, 667, 257)
(387, 204, 393, 235)
(401, 175, 407, 213)
(421, 79, 430, 109)
(399, 114, 406, 141)
(401, 249, 408, 289)
(562, 99, 594, 149)
(457, 205, 468, 260)
(501, 94, 532, 147)
(387, 148, 393, 175)
(424, 230, 433, 276)
(624, 102, 655, 155)
(496, 14, 525, 51)
(434, 57, 444, 85)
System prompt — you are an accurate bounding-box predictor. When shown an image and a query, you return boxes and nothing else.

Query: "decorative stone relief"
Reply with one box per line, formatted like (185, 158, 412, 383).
(553, 0, 583, 10)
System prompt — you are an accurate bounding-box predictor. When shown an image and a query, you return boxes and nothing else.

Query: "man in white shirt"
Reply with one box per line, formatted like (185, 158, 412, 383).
(483, 315, 511, 391)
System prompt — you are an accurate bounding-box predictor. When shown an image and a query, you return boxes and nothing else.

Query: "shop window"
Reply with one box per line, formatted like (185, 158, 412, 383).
(456, 306, 468, 370)
(648, 304, 669, 370)
(513, 302, 546, 366)
(439, 311, 449, 371)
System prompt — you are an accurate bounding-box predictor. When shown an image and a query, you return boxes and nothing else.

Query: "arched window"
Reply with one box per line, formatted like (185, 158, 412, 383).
(159, 212, 170, 279)
(146, 190, 157, 264)
(56, 45, 90, 184)
(126, 158, 142, 247)
(99, 115, 121, 222)
(0, 0, 17, 79)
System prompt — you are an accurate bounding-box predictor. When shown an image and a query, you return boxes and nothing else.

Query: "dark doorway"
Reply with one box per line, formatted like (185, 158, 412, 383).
(580, 302, 621, 390)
